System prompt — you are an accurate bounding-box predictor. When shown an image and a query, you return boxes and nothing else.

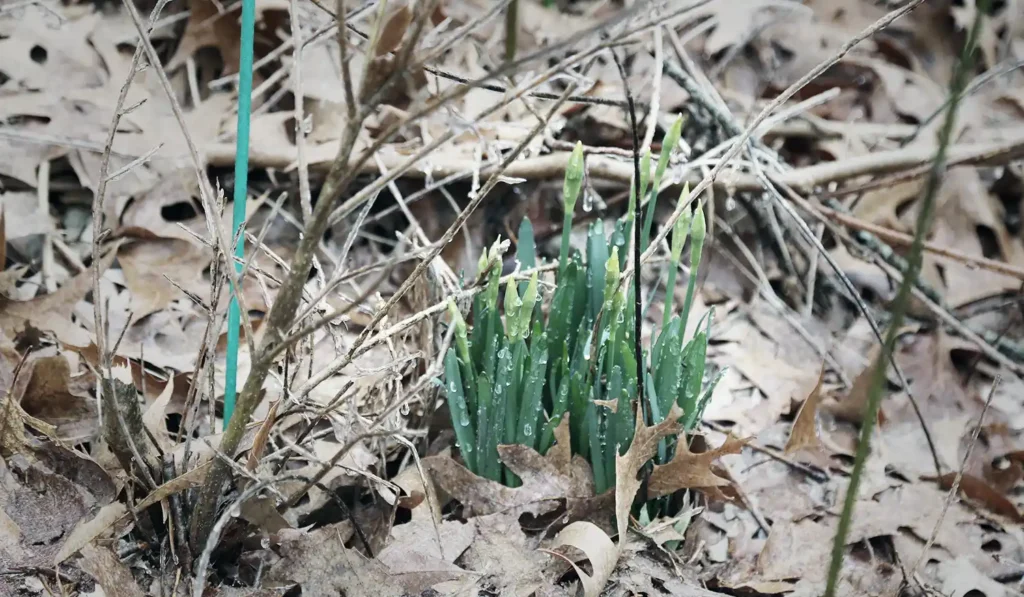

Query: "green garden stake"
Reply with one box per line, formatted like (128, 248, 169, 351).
(224, 0, 256, 429)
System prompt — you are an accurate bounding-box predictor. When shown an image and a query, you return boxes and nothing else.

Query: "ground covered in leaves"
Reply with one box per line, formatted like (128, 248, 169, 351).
(4, 0, 1024, 595)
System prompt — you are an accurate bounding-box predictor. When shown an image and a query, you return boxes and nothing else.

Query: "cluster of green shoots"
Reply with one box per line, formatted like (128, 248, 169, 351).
(444, 117, 720, 510)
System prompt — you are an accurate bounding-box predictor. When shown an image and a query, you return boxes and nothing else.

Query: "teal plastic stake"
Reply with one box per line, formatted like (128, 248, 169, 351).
(224, 0, 256, 430)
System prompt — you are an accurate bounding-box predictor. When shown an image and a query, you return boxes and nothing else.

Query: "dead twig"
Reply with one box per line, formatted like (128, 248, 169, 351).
(818, 204, 1024, 283)
(910, 377, 999, 580)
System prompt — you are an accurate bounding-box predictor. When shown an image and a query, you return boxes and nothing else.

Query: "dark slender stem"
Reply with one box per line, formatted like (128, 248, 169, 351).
(611, 49, 646, 449)
(823, 2, 987, 594)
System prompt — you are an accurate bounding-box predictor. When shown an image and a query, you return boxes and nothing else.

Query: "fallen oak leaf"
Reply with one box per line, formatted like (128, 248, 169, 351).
(647, 434, 747, 499)
(0, 246, 117, 347)
(423, 416, 594, 518)
(826, 327, 919, 424)
(265, 521, 406, 597)
(459, 512, 550, 595)
(21, 354, 97, 442)
(376, 517, 475, 593)
(784, 364, 832, 469)
(615, 402, 684, 542)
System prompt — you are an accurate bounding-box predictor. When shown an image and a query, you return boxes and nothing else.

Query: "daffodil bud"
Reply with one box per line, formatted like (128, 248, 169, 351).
(690, 200, 706, 270)
(671, 185, 692, 265)
(518, 271, 539, 338)
(654, 116, 683, 189)
(639, 148, 652, 202)
(477, 248, 489, 277)
(448, 299, 471, 364)
(603, 247, 620, 307)
(563, 142, 585, 214)
(504, 279, 523, 340)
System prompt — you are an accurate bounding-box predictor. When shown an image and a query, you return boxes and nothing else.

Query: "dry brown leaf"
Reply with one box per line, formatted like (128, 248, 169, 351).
(78, 544, 144, 597)
(166, 0, 288, 77)
(784, 365, 832, 468)
(424, 416, 594, 518)
(545, 521, 617, 597)
(648, 435, 746, 499)
(0, 392, 32, 457)
(54, 501, 127, 565)
(0, 7, 104, 91)
(937, 557, 1012, 597)
(375, 4, 412, 57)
(265, 521, 406, 597)
(376, 517, 474, 593)
(0, 246, 116, 347)
(116, 238, 212, 317)
(828, 343, 887, 424)
(930, 472, 1024, 523)
(719, 319, 821, 435)
(459, 512, 549, 596)
(134, 462, 210, 511)
(784, 365, 825, 453)
(20, 354, 97, 442)
(0, 451, 109, 568)
(756, 516, 831, 585)
(615, 403, 684, 542)
(141, 374, 175, 454)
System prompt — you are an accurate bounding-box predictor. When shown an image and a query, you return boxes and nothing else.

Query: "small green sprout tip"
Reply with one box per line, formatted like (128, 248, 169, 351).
(691, 201, 706, 267)
(656, 116, 683, 179)
(563, 142, 585, 214)
(604, 247, 620, 306)
(504, 278, 524, 340)
(671, 185, 692, 264)
(518, 271, 539, 337)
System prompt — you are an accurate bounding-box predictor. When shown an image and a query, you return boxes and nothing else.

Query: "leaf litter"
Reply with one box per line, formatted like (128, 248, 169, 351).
(2, 0, 1024, 595)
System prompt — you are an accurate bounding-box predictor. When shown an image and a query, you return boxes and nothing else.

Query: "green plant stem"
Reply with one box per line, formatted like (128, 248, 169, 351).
(505, 0, 518, 63)
(558, 211, 573, 275)
(823, 4, 985, 595)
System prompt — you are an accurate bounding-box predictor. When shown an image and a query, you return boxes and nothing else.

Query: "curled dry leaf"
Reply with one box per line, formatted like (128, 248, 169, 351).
(544, 521, 618, 597)
(134, 462, 210, 511)
(423, 416, 594, 518)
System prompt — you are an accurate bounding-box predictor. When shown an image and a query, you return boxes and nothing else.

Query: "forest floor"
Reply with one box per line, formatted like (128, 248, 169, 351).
(3, 0, 1024, 595)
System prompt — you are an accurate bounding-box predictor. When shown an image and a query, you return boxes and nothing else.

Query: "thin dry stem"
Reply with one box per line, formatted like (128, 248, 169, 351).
(635, 0, 929, 271)
(910, 377, 999, 578)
